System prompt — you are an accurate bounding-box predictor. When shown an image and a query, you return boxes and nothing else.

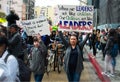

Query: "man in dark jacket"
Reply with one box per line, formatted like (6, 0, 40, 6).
(6, 10, 19, 26)
(90, 30, 97, 56)
(8, 24, 24, 60)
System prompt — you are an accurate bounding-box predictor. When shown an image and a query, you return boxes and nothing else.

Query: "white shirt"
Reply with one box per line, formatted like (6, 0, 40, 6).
(0, 50, 19, 82)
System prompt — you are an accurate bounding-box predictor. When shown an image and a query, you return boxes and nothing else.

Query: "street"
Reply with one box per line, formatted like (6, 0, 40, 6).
(30, 48, 101, 82)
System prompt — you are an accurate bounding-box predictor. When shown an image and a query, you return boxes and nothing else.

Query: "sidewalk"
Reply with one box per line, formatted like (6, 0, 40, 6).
(85, 45, 120, 82)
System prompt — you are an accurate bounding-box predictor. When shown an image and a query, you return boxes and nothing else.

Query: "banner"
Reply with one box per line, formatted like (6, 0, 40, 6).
(55, 5, 94, 32)
(20, 18, 50, 36)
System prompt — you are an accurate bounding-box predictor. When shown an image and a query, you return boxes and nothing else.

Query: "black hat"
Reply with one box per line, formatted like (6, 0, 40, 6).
(9, 24, 19, 29)
(0, 36, 8, 46)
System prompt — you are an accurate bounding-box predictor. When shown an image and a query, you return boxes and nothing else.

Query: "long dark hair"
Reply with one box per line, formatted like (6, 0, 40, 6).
(108, 28, 118, 42)
(69, 32, 79, 45)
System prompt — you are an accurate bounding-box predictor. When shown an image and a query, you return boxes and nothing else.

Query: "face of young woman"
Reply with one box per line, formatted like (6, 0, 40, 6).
(70, 36, 77, 46)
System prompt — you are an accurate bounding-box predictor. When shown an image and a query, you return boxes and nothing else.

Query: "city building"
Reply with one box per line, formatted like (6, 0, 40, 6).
(0, 0, 8, 15)
(9, 0, 23, 20)
(98, 0, 120, 29)
(87, 0, 120, 29)
(0, 0, 27, 20)
(23, 0, 35, 19)
(34, 6, 54, 23)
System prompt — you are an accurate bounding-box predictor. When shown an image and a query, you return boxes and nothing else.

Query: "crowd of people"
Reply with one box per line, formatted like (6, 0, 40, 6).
(0, 10, 120, 82)
(89, 28, 120, 77)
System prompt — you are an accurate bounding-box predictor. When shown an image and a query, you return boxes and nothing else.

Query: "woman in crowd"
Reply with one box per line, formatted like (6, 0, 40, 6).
(29, 36, 47, 82)
(102, 28, 119, 77)
(59, 31, 90, 82)
(100, 29, 107, 61)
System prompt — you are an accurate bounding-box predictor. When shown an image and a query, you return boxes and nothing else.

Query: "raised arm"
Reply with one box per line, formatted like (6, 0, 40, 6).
(79, 33, 90, 49)
(59, 31, 69, 48)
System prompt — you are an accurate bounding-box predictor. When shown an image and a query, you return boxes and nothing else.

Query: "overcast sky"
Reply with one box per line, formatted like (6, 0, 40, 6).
(35, 0, 80, 7)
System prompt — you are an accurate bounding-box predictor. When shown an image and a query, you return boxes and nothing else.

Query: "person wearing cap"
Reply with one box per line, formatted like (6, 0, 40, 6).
(8, 24, 24, 60)
(0, 36, 19, 81)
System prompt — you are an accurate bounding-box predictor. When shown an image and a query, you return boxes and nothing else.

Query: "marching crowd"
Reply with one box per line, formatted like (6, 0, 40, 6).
(0, 10, 120, 82)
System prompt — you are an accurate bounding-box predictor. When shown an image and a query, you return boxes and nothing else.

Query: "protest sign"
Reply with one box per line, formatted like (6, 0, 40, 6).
(20, 18, 50, 36)
(55, 5, 94, 32)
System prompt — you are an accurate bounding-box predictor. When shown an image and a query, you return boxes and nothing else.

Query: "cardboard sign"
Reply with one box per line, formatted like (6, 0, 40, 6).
(55, 5, 94, 32)
(20, 18, 50, 36)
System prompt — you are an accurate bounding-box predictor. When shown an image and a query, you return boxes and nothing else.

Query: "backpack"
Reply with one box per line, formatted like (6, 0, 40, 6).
(110, 43, 119, 57)
(4, 54, 31, 82)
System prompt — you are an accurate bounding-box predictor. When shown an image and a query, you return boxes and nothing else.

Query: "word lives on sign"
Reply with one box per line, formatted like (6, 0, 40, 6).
(55, 5, 94, 32)
(20, 17, 50, 36)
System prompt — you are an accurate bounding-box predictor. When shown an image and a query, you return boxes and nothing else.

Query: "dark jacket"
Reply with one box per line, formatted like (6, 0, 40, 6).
(29, 41, 47, 74)
(6, 13, 19, 26)
(59, 31, 89, 73)
(104, 36, 117, 55)
(8, 32, 23, 57)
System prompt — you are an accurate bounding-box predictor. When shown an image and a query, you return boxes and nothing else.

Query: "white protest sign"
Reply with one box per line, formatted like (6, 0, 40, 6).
(55, 5, 94, 32)
(20, 18, 50, 36)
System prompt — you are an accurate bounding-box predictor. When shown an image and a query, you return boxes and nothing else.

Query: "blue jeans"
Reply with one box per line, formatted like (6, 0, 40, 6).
(67, 71, 81, 82)
(34, 74, 44, 82)
(111, 57, 116, 67)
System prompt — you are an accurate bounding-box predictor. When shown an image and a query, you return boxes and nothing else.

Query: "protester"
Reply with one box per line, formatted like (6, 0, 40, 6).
(100, 29, 107, 60)
(29, 36, 47, 82)
(90, 30, 97, 57)
(50, 31, 56, 43)
(20, 28, 28, 43)
(8, 24, 24, 60)
(6, 10, 19, 26)
(41, 35, 50, 47)
(116, 27, 120, 53)
(0, 36, 19, 82)
(78, 32, 83, 43)
(102, 28, 119, 77)
(63, 31, 69, 44)
(59, 31, 90, 82)
(96, 29, 101, 50)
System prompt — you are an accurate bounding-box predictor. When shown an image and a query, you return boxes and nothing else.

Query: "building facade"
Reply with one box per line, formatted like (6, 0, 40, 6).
(10, 0, 23, 20)
(34, 6, 54, 23)
(23, 0, 35, 19)
(0, 0, 28, 20)
(0, 0, 8, 15)
(87, 0, 120, 29)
